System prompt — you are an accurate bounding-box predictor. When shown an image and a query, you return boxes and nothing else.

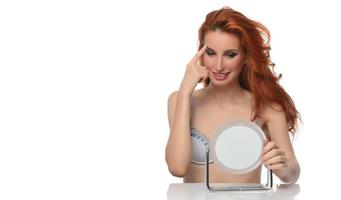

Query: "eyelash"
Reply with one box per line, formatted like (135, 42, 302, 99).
(206, 51, 237, 58)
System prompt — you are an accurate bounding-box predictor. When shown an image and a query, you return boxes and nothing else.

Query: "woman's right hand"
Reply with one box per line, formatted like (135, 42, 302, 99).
(179, 44, 208, 95)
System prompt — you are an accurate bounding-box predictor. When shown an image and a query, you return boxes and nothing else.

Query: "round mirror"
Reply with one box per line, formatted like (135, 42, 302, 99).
(211, 121, 265, 174)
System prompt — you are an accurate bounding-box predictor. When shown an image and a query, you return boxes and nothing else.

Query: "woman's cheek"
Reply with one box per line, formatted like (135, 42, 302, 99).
(226, 58, 242, 71)
(203, 56, 214, 69)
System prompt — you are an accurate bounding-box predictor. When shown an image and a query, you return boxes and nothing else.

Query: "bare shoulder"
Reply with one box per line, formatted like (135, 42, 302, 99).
(167, 91, 180, 129)
(167, 89, 205, 109)
(168, 90, 178, 104)
(167, 90, 179, 114)
(262, 103, 286, 126)
(167, 89, 204, 128)
(167, 89, 201, 107)
(263, 103, 284, 116)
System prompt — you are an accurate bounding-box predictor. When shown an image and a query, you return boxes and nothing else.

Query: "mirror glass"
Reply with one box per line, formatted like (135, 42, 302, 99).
(211, 122, 265, 174)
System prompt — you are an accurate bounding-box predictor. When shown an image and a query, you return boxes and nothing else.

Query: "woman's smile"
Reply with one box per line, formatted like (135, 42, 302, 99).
(212, 72, 230, 81)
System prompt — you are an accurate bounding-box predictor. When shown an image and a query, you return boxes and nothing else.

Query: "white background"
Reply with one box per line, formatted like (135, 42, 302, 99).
(1, 0, 340, 199)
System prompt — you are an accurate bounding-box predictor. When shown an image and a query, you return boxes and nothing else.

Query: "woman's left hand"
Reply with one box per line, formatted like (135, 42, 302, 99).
(262, 141, 288, 170)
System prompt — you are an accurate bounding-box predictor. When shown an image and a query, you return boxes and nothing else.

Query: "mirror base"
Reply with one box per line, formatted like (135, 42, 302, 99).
(205, 149, 273, 191)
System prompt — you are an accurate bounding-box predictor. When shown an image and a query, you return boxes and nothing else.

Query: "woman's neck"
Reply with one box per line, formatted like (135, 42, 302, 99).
(205, 80, 245, 107)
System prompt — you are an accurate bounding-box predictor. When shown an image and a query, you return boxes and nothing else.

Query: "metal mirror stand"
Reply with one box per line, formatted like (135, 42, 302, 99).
(205, 148, 273, 191)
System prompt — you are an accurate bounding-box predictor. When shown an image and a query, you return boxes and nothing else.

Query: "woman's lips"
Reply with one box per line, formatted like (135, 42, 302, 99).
(213, 72, 230, 81)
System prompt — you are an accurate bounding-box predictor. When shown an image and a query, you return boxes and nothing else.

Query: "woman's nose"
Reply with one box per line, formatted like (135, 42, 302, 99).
(215, 57, 224, 71)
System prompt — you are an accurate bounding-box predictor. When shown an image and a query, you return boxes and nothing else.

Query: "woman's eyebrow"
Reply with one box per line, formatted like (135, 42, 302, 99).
(206, 46, 239, 52)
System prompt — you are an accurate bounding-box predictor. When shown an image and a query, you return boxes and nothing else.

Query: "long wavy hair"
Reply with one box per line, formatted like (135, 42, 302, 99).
(198, 7, 300, 133)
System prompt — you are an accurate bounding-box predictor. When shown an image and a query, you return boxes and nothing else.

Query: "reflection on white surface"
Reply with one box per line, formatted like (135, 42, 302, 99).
(167, 183, 300, 200)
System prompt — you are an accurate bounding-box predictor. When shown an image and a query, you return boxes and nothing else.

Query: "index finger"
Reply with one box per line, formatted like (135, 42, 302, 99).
(190, 44, 207, 64)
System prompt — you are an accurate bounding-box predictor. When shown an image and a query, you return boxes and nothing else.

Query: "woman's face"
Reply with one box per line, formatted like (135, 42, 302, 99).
(203, 30, 245, 86)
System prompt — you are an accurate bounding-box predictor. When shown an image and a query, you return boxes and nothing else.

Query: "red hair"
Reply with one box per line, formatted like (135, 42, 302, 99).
(198, 7, 300, 133)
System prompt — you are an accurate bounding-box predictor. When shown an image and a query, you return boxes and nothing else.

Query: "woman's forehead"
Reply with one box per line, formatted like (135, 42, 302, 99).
(204, 30, 241, 51)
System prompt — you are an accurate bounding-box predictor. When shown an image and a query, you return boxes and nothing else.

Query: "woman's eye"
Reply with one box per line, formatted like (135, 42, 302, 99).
(225, 52, 237, 58)
(206, 51, 215, 56)
(205, 50, 238, 58)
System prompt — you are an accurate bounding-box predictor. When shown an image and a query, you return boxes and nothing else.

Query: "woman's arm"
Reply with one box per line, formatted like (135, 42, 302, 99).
(165, 45, 208, 177)
(165, 91, 192, 177)
(262, 104, 300, 184)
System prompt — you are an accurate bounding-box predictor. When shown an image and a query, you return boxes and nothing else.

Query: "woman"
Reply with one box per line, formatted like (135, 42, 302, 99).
(165, 7, 300, 184)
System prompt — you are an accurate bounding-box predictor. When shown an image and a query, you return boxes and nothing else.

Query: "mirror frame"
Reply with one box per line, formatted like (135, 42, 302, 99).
(210, 121, 266, 174)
